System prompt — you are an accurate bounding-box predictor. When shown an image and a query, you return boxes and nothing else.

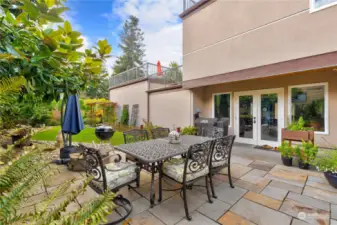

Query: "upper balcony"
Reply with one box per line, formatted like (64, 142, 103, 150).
(181, 0, 209, 18)
(109, 62, 183, 91)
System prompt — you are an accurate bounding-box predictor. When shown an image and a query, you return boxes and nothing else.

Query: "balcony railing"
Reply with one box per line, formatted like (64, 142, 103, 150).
(109, 63, 183, 90)
(183, 0, 201, 11)
(148, 66, 183, 91)
(109, 63, 169, 88)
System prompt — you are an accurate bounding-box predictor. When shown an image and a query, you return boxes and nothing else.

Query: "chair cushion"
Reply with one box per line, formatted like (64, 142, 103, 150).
(212, 160, 228, 168)
(163, 158, 209, 183)
(104, 162, 138, 190)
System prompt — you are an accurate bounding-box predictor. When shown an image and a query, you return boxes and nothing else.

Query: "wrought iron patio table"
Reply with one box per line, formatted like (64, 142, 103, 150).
(114, 135, 212, 207)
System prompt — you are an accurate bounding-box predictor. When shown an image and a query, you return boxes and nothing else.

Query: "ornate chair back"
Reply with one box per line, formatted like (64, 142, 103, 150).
(183, 140, 215, 183)
(123, 129, 149, 144)
(151, 127, 170, 139)
(79, 144, 108, 194)
(210, 135, 236, 169)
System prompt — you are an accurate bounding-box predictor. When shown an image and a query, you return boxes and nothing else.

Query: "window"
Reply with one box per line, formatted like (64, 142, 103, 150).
(310, 0, 337, 12)
(289, 83, 328, 133)
(213, 93, 231, 125)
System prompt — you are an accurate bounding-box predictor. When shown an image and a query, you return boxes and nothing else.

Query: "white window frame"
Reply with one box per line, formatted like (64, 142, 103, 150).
(212, 92, 232, 127)
(288, 82, 329, 135)
(310, 0, 337, 12)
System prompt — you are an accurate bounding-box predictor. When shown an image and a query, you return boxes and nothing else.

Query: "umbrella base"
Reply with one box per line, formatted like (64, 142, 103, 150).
(60, 146, 81, 159)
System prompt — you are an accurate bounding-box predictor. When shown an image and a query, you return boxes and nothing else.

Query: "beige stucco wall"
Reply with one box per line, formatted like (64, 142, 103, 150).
(109, 81, 148, 126)
(183, 0, 337, 81)
(149, 89, 193, 129)
(192, 69, 337, 148)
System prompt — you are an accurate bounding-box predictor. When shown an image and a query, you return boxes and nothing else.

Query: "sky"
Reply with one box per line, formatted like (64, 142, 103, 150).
(64, 0, 183, 74)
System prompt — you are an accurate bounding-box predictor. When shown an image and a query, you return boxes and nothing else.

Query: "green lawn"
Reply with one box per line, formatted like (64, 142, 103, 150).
(32, 126, 124, 146)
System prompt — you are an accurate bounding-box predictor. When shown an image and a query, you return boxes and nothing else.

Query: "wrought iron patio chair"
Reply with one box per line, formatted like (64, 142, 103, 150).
(158, 140, 214, 220)
(151, 127, 170, 139)
(209, 135, 236, 198)
(79, 144, 140, 225)
(123, 129, 149, 186)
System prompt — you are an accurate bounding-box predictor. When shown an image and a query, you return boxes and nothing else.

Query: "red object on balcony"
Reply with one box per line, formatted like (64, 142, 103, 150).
(157, 61, 163, 76)
(176, 127, 181, 133)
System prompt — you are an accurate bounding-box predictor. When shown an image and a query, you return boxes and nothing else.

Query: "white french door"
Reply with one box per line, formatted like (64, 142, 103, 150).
(234, 88, 284, 146)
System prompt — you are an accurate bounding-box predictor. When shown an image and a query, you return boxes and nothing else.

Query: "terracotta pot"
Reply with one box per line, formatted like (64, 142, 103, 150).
(324, 172, 337, 189)
(281, 156, 293, 167)
(298, 160, 310, 170)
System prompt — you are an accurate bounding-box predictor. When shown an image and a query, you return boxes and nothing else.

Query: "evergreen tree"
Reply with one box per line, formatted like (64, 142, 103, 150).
(113, 16, 146, 75)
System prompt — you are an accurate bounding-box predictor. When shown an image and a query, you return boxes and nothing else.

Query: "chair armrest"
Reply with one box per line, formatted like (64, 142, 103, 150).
(102, 152, 122, 165)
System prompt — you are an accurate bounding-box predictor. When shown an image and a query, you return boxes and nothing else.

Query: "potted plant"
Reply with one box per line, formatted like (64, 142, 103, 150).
(282, 117, 315, 144)
(278, 141, 294, 166)
(295, 141, 318, 170)
(311, 150, 337, 189)
(303, 100, 324, 131)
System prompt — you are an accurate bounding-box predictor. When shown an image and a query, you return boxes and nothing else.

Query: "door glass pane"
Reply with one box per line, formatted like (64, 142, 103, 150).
(261, 94, 278, 142)
(239, 96, 253, 139)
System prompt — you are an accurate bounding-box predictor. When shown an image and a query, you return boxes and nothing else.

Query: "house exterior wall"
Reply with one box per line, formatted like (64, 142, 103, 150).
(109, 81, 148, 126)
(192, 69, 337, 148)
(183, 0, 337, 81)
(149, 89, 193, 129)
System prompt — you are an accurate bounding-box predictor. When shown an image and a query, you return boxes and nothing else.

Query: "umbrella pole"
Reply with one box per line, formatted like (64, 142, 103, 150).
(69, 134, 72, 147)
(61, 96, 67, 147)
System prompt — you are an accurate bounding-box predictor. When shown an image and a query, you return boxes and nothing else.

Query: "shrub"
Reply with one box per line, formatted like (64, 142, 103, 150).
(311, 150, 337, 173)
(120, 105, 129, 125)
(295, 141, 319, 163)
(278, 141, 294, 158)
(287, 116, 314, 131)
(181, 126, 197, 135)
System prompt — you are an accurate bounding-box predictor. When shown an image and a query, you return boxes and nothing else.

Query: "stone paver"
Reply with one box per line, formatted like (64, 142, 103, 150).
(332, 205, 337, 220)
(76, 186, 99, 206)
(221, 163, 252, 179)
(280, 199, 329, 225)
(269, 180, 303, 194)
(261, 185, 288, 201)
(249, 160, 275, 172)
(244, 191, 282, 210)
(129, 197, 151, 218)
(176, 211, 219, 225)
(240, 169, 268, 184)
(149, 190, 208, 225)
(231, 156, 254, 166)
(214, 182, 247, 205)
(213, 174, 237, 183)
(291, 218, 309, 225)
(197, 199, 231, 220)
(218, 211, 256, 225)
(267, 166, 307, 187)
(129, 210, 165, 225)
(234, 179, 267, 193)
(286, 192, 330, 211)
(306, 176, 337, 193)
(231, 198, 292, 225)
(302, 186, 337, 204)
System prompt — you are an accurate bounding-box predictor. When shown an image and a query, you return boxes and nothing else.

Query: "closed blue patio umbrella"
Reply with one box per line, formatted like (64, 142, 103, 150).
(62, 95, 84, 147)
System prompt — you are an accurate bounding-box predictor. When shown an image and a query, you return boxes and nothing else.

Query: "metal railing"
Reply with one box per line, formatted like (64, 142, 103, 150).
(148, 66, 183, 91)
(183, 0, 202, 11)
(109, 63, 169, 88)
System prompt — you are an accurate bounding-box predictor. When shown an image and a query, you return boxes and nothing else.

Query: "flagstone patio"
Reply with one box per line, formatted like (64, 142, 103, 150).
(20, 144, 337, 225)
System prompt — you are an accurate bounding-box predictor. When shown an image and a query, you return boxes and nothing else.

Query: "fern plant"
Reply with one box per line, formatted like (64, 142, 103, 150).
(0, 76, 25, 105)
(0, 145, 116, 225)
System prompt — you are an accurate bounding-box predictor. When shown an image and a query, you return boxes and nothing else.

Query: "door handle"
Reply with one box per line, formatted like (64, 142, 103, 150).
(253, 117, 256, 124)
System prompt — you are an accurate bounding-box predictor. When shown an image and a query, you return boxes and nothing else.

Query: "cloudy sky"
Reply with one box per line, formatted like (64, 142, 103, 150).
(65, 0, 183, 74)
